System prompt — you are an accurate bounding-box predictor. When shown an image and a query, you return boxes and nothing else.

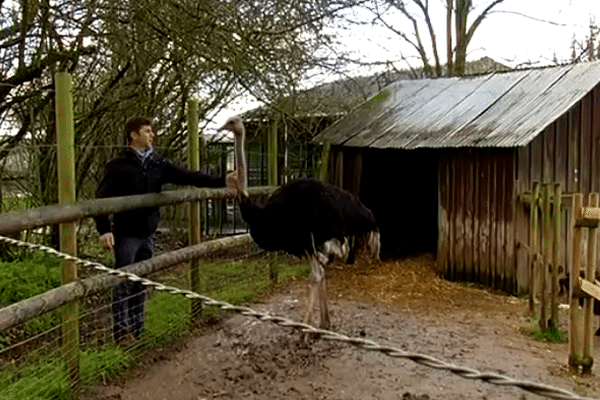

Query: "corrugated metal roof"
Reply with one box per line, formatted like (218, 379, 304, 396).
(312, 61, 600, 149)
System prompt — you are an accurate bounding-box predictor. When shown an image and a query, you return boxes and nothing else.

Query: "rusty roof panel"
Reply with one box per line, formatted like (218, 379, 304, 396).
(313, 61, 600, 149)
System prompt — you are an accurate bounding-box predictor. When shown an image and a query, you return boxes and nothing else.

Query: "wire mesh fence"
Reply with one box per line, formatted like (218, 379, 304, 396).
(0, 117, 323, 399)
(0, 231, 310, 400)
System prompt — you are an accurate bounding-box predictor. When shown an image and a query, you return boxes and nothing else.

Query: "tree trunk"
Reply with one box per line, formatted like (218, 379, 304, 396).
(454, 0, 469, 76)
(446, 0, 454, 76)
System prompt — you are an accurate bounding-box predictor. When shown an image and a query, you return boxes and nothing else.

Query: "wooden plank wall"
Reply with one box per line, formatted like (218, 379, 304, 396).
(438, 85, 600, 295)
(514, 85, 600, 295)
(438, 148, 517, 293)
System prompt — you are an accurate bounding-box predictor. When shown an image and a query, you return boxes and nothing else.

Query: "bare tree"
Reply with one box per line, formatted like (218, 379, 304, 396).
(0, 0, 360, 210)
(357, 0, 506, 77)
(569, 17, 600, 63)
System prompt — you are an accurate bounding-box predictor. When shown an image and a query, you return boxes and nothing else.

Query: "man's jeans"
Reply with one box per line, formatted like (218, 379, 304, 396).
(112, 235, 153, 341)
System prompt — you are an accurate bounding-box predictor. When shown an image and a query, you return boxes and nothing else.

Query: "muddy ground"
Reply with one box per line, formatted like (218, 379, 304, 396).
(84, 254, 600, 400)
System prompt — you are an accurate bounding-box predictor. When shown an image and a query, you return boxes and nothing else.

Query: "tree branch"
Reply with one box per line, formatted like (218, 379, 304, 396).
(465, 0, 505, 46)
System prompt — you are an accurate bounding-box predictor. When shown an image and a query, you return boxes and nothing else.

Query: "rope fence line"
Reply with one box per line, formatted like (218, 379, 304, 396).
(0, 235, 596, 400)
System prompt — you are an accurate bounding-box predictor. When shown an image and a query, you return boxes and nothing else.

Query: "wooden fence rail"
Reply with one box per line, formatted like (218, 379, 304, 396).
(0, 186, 275, 235)
(0, 234, 253, 332)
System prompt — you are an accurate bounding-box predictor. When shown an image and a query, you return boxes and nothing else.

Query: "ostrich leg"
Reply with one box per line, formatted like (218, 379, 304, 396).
(304, 253, 330, 330)
(317, 257, 330, 329)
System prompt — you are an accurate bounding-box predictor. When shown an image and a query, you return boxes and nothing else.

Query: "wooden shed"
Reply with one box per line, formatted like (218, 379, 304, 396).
(312, 61, 600, 295)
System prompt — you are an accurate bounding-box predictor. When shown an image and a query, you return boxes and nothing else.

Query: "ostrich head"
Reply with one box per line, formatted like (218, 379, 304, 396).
(220, 117, 248, 198)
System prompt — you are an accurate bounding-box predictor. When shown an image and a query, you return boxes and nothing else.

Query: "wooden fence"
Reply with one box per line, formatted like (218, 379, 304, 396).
(569, 193, 600, 373)
(527, 182, 562, 330)
(526, 181, 600, 374)
(0, 72, 280, 394)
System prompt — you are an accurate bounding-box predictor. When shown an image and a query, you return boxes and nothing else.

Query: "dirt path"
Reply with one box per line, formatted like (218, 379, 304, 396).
(84, 254, 600, 400)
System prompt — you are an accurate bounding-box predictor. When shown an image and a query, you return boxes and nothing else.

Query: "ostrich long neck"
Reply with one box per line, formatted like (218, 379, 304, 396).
(234, 123, 248, 197)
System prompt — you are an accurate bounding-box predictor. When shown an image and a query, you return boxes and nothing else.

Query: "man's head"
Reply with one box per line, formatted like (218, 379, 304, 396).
(125, 116, 155, 150)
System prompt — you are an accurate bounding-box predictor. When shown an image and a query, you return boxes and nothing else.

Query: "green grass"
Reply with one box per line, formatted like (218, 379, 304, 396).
(522, 323, 568, 344)
(144, 291, 192, 346)
(0, 253, 311, 400)
(81, 346, 135, 385)
(0, 252, 61, 307)
(0, 346, 134, 400)
(199, 258, 310, 319)
(0, 253, 61, 338)
(0, 360, 69, 400)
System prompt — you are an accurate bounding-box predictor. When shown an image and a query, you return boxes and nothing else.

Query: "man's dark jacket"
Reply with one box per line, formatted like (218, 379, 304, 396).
(95, 149, 224, 238)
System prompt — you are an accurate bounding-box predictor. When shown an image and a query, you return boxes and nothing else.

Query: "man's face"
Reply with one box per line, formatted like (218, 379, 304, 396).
(131, 124, 155, 149)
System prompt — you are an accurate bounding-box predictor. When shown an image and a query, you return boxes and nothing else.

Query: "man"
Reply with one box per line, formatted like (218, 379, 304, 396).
(95, 116, 233, 344)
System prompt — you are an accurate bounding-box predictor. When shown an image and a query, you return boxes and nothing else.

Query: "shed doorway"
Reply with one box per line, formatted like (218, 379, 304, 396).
(359, 148, 439, 259)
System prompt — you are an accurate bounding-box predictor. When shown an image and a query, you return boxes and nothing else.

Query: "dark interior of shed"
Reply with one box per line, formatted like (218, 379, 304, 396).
(359, 148, 439, 259)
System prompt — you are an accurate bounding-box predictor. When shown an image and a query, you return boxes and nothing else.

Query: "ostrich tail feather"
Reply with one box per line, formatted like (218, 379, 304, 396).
(367, 231, 381, 261)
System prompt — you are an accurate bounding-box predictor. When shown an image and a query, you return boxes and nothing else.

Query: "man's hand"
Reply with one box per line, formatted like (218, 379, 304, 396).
(99, 232, 115, 251)
(225, 172, 238, 199)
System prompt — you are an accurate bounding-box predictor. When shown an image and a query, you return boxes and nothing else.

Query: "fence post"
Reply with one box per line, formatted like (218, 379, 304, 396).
(569, 193, 584, 371)
(268, 119, 279, 282)
(529, 182, 540, 317)
(187, 100, 202, 319)
(582, 192, 598, 373)
(550, 183, 561, 329)
(540, 183, 551, 329)
(318, 140, 331, 182)
(55, 71, 80, 394)
(268, 119, 278, 186)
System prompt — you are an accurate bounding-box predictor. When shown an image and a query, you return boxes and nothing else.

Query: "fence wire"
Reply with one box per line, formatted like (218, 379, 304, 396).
(0, 235, 597, 400)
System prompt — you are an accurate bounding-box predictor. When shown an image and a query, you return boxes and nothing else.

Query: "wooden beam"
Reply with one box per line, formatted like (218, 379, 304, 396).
(187, 99, 202, 318)
(55, 71, 80, 393)
(550, 183, 561, 329)
(0, 186, 276, 235)
(579, 277, 600, 302)
(518, 192, 573, 207)
(583, 193, 598, 375)
(529, 182, 539, 316)
(318, 140, 331, 182)
(540, 184, 551, 329)
(569, 193, 584, 370)
(576, 207, 600, 227)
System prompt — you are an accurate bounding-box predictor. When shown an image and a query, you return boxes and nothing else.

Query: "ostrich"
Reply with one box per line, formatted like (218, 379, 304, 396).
(221, 117, 380, 329)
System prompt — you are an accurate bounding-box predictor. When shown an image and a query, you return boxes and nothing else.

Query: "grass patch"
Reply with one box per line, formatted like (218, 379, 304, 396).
(81, 346, 135, 385)
(0, 360, 69, 400)
(0, 252, 61, 307)
(522, 323, 567, 344)
(0, 252, 61, 339)
(200, 258, 310, 319)
(0, 347, 134, 400)
(144, 291, 192, 346)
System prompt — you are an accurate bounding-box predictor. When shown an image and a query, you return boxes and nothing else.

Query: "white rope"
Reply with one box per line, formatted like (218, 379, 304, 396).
(0, 235, 596, 400)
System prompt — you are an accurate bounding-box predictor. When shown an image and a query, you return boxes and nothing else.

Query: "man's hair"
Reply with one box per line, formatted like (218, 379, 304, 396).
(125, 116, 153, 143)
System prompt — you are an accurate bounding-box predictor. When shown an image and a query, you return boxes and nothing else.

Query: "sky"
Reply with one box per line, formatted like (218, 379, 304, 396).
(471, 0, 598, 65)
(332, 0, 599, 73)
(212, 0, 600, 131)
